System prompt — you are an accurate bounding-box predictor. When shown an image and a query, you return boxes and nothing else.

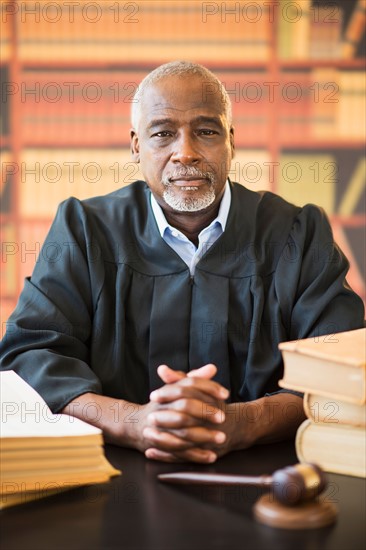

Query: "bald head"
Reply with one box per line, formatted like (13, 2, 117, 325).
(131, 61, 233, 131)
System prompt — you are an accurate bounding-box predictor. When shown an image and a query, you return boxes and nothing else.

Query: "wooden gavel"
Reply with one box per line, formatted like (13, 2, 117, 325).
(158, 463, 327, 506)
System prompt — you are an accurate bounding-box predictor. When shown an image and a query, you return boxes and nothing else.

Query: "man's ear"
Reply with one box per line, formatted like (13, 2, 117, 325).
(130, 129, 140, 162)
(230, 126, 235, 159)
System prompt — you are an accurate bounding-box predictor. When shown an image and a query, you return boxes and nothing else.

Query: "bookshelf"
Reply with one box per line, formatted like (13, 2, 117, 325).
(1, 0, 365, 326)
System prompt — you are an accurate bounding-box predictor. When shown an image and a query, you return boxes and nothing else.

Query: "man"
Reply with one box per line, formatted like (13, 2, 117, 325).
(1, 62, 364, 463)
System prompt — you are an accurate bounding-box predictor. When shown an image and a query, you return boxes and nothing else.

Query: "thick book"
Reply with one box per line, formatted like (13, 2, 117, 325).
(279, 328, 366, 404)
(0, 371, 120, 509)
(309, 7, 343, 59)
(296, 419, 366, 478)
(341, 0, 366, 58)
(304, 393, 366, 427)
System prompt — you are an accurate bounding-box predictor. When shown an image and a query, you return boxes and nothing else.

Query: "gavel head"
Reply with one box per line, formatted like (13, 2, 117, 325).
(271, 463, 328, 506)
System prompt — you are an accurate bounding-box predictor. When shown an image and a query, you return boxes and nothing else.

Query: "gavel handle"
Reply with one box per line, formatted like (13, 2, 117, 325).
(158, 472, 273, 487)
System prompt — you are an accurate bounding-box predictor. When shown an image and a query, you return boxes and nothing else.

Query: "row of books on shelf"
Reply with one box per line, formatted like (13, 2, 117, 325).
(0, 1, 364, 62)
(279, 328, 366, 478)
(1, 0, 271, 62)
(0, 148, 273, 219)
(2, 148, 365, 217)
(1, 147, 365, 306)
(1, 69, 364, 145)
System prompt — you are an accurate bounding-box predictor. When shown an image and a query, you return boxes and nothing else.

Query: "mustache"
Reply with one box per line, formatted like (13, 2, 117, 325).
(162, 167, 215, 186)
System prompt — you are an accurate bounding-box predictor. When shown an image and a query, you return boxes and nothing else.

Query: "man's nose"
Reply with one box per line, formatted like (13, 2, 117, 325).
(171, 132, 200, 164)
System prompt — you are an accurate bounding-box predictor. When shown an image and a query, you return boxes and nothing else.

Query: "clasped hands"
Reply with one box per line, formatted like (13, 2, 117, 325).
(137, 363, 236, 463)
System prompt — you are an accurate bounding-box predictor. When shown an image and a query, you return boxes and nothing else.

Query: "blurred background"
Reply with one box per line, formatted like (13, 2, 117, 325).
(0, 0, 365, 326)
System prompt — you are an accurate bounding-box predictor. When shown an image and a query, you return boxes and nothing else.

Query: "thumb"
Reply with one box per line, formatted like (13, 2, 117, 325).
(157, 363, 218, 384)
(187, 363, 217, 379)
(157, 364, 186, 384)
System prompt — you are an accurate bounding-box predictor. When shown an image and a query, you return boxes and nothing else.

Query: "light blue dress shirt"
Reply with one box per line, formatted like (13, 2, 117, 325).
(150, 182, 231, 275)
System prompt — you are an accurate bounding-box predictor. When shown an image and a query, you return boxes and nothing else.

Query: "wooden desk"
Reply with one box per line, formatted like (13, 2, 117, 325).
(1, 441, 365, 550)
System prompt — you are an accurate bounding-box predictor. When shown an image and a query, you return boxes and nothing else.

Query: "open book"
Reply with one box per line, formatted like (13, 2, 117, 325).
(0, 371, 120, 509)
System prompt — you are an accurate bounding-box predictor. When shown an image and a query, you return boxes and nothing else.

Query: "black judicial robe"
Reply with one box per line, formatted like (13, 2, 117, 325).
(1, 181, 364, 411)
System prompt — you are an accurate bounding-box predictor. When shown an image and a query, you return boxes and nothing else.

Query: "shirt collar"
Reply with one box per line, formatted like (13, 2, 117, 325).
(150, 181, 231, 237)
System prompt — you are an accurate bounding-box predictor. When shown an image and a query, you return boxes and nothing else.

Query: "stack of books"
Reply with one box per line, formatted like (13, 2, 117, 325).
(279, 328, 366, 478)
(0, 371, 120, 509)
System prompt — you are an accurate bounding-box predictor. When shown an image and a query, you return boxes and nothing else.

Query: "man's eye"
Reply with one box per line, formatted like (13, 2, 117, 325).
(198, 129, 217, 136)
(152, 131, 172, 137)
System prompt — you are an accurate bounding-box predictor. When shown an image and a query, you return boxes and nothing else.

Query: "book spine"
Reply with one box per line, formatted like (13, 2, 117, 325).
(337, 71, 366, 140)
(278, 153, 336, 214)
(295, 420, 366, 478)
(295, 418, 310, 464)
(338, 158, 366, 216)
(304, 393, 366, 427)
(309, 7, 343, 60)
(226, 149, 271, 192)
(292, 0, 311, 60)
(311, 69, 338, 140)
(341, 0, 366, 58)
(278, 6, 292, 60)
(0, 3, 12, 62)
(19, 148, 142, 219)
(0, 222, 17, 297)
(279, 72, 312, 143)
(1, 149, 12, 213)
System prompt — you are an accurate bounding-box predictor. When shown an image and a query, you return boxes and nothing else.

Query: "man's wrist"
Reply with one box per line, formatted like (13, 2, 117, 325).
(224, 402, 256, 451)
(62, 393, 145, 450)
(224, 394, 305, 452)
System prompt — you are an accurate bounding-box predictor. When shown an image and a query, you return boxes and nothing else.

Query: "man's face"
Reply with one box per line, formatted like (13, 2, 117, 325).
(131, 75, 235, 213)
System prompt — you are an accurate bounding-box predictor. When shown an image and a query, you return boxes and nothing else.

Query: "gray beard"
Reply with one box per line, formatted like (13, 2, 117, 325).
(162, 167, 216, 212)
(162, 186, 216, 212)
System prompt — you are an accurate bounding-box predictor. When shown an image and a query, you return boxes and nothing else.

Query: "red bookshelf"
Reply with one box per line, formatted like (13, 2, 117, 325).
(1, 0, 365, 323)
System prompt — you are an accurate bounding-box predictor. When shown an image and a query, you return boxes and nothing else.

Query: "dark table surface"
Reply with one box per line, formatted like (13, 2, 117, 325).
(1, 440, 365, 550)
